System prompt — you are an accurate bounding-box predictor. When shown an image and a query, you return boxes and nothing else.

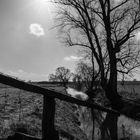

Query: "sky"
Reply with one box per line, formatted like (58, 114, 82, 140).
(0, 0, 81, 81)
(0, 0, 140, 81)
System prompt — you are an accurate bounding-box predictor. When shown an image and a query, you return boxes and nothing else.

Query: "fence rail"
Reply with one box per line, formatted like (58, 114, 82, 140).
(0, 73, 119, 114)
(0, 73, 139, 140)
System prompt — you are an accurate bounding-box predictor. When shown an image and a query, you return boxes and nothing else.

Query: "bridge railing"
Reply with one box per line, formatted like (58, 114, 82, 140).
(0, 73, 138, 140)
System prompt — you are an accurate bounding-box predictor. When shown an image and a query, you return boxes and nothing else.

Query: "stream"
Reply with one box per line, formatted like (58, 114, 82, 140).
(67, 87, 140, 140)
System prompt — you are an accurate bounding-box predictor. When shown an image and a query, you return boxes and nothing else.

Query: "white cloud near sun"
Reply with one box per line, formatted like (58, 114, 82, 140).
(64, 56, 82, 61)
(29, 23, 45, 37)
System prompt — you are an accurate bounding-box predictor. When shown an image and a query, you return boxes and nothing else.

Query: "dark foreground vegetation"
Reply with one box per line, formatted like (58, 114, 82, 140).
(0, 81, 139, 140)
(0, 83, 88, 140)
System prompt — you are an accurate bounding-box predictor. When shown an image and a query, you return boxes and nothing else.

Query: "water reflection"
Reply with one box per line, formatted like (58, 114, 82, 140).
(67, 87, 140, 140)
(118, 115, 140, 140)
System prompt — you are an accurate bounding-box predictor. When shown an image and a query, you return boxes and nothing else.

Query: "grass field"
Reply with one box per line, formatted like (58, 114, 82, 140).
(118, 84, 140, 97)
(0, 82, 140, 139)
(0, 86, 43, 139)
(0, 84, 87, 140)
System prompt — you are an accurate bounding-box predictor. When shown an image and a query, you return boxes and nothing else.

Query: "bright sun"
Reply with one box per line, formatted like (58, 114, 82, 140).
(24, 0, 55, 22)
(34, 0, 48, 6)
(34, 0, 49, 12)
(29, 0, 53, 17)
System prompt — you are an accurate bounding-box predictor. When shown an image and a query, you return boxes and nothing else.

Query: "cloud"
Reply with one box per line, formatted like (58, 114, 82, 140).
(29, 23, 45, 37)
(64, 56, 82, 61)
(7, 69, 48, 81)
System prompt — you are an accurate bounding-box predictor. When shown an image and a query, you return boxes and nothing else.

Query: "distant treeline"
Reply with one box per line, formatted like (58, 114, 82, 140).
(34, 81, 140, 86)
(0, 80, 139, 89)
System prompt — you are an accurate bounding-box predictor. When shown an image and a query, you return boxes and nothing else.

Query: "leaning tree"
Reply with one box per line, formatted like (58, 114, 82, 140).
(53, 0, 140, 139)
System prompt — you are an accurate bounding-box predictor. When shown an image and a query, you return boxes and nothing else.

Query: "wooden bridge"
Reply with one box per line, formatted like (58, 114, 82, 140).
(0, 73, 140, 139)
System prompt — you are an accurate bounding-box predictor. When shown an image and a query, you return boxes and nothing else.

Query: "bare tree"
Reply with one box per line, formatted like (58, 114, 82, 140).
(53, 0, 140, 139)
(74, 61, 99, 97)
(73, 61, 98, 140)
(49, 67, 72, 88)
(72, 73, 83, 90)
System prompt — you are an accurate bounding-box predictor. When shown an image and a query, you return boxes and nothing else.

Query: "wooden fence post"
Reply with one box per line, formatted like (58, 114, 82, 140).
(42, 95, 58, 140)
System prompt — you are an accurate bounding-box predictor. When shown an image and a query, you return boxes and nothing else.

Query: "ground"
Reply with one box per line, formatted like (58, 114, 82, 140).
(0, 82, 140, 140)
(0, 83, 87, 140)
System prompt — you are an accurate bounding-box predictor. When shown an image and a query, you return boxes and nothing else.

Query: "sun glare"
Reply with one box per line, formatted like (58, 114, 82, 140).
(26, 0, 52, 18)
(35, 0, 47, 7)
(33, 0, 48, 12)
(30, 0, 54, 20)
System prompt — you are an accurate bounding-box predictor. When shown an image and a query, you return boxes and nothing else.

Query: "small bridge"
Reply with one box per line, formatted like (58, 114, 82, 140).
(0, 73, 140, 139)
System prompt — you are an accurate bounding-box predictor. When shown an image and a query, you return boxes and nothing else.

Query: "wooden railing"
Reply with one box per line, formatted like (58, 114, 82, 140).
(0, 73, 139, 140)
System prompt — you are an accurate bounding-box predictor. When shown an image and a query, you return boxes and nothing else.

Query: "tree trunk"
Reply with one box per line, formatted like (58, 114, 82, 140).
(101, 51, 122, 140)
(102, 71, 120, 140)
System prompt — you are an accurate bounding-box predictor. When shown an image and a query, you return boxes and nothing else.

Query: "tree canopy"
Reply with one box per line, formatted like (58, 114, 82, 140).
(48, 67, 72, 87)
(54, 0, 140, 109)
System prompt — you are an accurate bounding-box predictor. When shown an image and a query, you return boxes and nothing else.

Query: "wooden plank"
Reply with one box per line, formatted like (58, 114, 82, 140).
(0, 73, 119, 115)
(0, 74, 140, 120)
(42, 96, 59, 140)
